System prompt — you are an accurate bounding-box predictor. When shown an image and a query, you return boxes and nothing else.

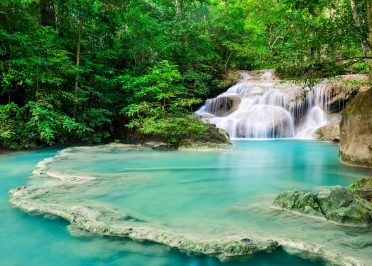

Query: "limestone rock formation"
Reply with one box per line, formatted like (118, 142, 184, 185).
(142, 141, 175, 150)
(273, 191, 323, 217)
(316, 186, 371, 225)
(9, 185, 278, 260)
(339, 88, 372, 168)
(273, 181, 372, 226)
(320, 74, 369, 113)
(179, 125, 231, 148)
(350, 177, 372, 202)
(202, 95, 241, 117)
(315, 124, 340, 142)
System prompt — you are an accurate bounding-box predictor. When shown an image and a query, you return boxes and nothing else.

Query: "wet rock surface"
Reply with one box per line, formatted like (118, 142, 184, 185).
(179, 125, 231, 149)
(329, 75, 369, 113)
(203, 95, 241, 117)
(9, 185, 278, 260)
(315, 124, 340, 142)
(273, 191, 324, 217)
(142, 141, 176, 150)
(350, 178, 372, 202)
(340, 88, 372, 168)
(273, 180, 372, 226)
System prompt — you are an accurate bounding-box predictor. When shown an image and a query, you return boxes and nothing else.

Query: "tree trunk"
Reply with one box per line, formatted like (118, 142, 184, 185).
(349, 0, 370, 53)
(39, 0, 55, 27)
(367, 0, 372, 83)
(368, 1, 372, 49)
(36, 75, 39, 100)
(73, 16, 83, 119)
(175, 0, 182, 14)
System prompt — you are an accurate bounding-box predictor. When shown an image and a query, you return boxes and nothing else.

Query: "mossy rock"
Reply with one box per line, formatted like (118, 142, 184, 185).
(324, 200, 371, 225)
(273, 185, 372, 226)
(317, 186, 372, 224)
(350, 178, 372, 202)
(180, 125, 231, 148)
(273, 191, 323, 217)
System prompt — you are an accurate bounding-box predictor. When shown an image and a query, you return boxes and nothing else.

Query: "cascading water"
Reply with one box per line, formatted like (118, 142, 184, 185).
(196, 71, 331, 139)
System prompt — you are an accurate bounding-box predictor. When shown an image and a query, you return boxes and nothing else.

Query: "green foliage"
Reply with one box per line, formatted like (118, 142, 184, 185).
(0, 0, 370, 149)
(121, 60, 207, 144)
(122, 61, 185, 105)
(24, 101, 91, 144)
(210, 0, 371, 78)
(0, 101, 91, 148)
(0, 103, 22, 149)
(139, 116, 208, 144)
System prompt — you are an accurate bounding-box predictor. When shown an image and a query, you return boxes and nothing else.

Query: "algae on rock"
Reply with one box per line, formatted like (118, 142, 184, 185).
(350, 178, 372, 202)
(273, 180, 372, 226)
(273, 191, 323, 217)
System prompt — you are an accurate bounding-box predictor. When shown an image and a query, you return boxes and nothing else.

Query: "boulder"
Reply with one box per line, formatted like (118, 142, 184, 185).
(203, 95, 241, 117)
(316, 124, 340, 142)
(316, 186, 371, 225)
(200, 125, 231, 144)
(273, 185, 372, 226)
(273, 191, 323, 217)
(350, 178, 372, 202)
(339, 88, 372, 168)
(216, 128, 230, 143)
(179, 125, 231, 148)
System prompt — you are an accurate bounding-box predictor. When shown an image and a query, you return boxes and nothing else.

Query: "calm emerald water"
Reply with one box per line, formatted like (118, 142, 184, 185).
(1, 140, 371, 265)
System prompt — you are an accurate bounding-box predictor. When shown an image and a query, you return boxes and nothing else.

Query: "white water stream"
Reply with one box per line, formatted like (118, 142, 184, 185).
(197, 71, 330, 139)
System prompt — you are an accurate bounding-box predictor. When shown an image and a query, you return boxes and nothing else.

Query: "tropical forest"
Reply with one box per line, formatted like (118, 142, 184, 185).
(0, 0, 371, 266)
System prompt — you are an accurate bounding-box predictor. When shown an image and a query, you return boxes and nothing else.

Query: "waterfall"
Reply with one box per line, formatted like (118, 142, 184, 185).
(196, 71, 331, 139)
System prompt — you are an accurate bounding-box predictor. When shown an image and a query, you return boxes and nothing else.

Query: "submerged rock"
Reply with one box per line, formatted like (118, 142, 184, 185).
(9, 185, 278, 260)
(8, 145, 369, 266)
(142, 141, 176, 150)
(339, 88, 372, 168)
(273, 183, 372, 226)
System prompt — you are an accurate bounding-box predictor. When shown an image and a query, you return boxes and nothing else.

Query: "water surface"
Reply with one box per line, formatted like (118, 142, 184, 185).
(2, 141, 371, 265)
